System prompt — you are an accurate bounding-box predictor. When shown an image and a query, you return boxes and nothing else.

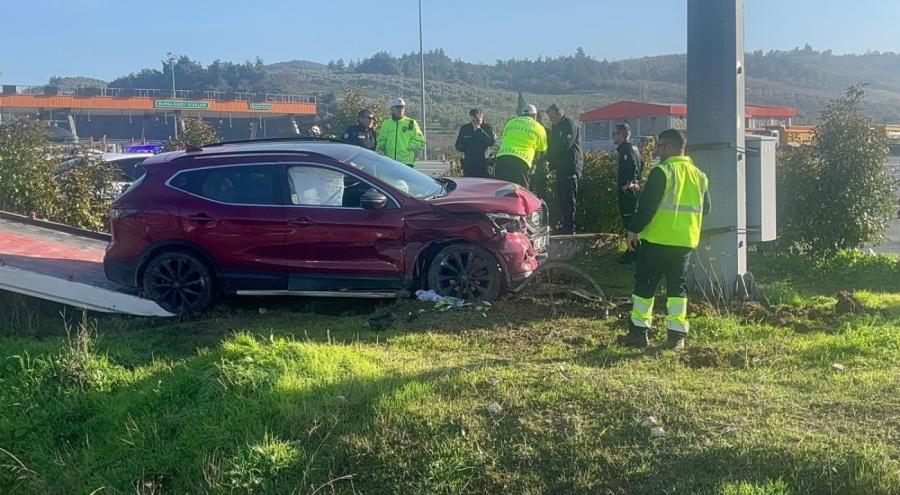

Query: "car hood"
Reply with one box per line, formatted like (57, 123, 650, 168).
(427, 178, 542, 215)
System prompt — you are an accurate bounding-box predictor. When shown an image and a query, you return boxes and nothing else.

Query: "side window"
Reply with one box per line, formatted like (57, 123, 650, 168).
(171, 165, 277, 205)
(287, 166, 370, 207)
(115, 158, 147, 181)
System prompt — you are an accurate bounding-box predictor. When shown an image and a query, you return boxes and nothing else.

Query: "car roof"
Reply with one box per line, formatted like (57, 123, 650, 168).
(101, 153, 152, 162)
(141, 140, 363, 170)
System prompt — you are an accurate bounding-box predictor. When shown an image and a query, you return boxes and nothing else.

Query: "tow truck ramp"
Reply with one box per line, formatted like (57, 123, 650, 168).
(0, 212, 173, 317)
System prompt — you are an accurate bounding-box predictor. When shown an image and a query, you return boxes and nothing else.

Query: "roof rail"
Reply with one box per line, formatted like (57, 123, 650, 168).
(205, 136, 348, 147)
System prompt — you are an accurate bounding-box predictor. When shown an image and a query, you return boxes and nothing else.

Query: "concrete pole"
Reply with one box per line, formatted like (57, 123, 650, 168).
(686, 0, 748, 300)
(418, 0, 427, 160)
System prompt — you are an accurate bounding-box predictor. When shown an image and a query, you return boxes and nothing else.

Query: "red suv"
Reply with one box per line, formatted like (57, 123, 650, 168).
(104, 139, 549, 314)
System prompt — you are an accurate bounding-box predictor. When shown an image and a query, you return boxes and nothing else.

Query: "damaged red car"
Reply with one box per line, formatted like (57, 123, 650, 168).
(104, 139, 550, 314)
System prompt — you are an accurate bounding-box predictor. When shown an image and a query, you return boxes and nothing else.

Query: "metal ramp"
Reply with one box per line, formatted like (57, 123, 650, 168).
(0, 212, 173, 317)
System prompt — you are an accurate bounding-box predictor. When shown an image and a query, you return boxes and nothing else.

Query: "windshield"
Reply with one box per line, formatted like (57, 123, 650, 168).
(343, 149, 444, 199)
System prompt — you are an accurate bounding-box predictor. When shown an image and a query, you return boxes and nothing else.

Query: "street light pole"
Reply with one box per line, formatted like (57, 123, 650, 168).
(167, 52, 179, 138)
(418, 0, 427, 160)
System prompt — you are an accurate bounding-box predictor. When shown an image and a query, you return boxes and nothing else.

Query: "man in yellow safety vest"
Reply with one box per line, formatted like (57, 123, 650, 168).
(376, 97, 425, 167)
(619, 128, 711, 351)
(494, 104, 548, 188)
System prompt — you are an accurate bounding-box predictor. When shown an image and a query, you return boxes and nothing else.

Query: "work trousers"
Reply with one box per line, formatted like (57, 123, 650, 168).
(630, 241, 692, 334)
(495, 155, 531, 189)
(556, 173, 579, 233)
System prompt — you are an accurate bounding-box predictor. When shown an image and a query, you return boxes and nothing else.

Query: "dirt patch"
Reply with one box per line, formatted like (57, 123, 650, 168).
(680, 345, 723, 368)
(689, 300, 718, 317)
(835, 291, 862, 316)
(737, 301, 771, 321)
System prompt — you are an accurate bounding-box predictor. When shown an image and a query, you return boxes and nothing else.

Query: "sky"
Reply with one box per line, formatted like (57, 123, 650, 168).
(2, 0, 899, 84)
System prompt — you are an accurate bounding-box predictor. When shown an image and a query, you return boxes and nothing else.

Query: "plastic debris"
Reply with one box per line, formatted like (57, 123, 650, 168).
(832, 363, 846, 372)
(650, 427, 666, 438)
(487, 402, 502, 414)
(640, 416, 658, 429)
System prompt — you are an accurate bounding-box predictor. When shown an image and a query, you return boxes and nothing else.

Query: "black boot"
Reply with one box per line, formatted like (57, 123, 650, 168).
(664, 330, 686, 350)
(618, 328, 649, 348)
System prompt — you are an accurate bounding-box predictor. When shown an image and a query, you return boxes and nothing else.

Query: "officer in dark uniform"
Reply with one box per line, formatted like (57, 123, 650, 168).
(454, 108, 496, 178)
(545, 104, 583, 235)
(341, 109, 377, 151)
(614, 123, 644, 263)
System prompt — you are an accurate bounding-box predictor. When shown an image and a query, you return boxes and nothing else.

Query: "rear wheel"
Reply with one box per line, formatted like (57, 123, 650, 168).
(142, 251, 215, 314)
(426, 244, 503, 301)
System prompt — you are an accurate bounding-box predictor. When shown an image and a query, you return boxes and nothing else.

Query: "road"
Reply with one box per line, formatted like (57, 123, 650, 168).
(414, 160, 452, 178)
(874, 157, 900, 255)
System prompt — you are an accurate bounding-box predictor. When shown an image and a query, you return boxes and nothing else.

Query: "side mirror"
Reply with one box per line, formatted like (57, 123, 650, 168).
(360, 188, 388, 210)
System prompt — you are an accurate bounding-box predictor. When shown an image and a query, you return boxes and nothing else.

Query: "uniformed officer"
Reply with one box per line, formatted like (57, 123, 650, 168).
(495, 104, 548, 188)
(619, 128, 711, 351)
(341, 109, 377, 151)
(454, 108, 496, 178)
(545, 104, 583, 235)
(614, 123, 644, 262)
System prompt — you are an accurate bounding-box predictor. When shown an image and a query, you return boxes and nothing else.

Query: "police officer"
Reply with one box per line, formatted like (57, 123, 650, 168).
(377, 97, 425, 167)
(454, 108, 496, 178)
(619, 128, 711, 351)
(495, 104, 548, 188)
(342, 109, 377, 151)
(545, 104, 583, 235)
(614, 123, 644, 262)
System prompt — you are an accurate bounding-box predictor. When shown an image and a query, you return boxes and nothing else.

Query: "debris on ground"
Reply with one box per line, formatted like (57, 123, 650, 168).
(640, 416, 658, 428)
(832, 363, 846, 372)
(335, 395, 348, 406)
(835, 290, 861, 315)
(487, 402, 502, 414)
(650, 426, 666, 438)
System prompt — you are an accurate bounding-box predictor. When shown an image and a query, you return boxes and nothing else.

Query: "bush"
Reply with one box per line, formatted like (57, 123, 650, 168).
(0, 118, 61, 219)
(776, 85, 898, 254)
(542, 146, 654, 234)
(0, 117, 122, 230)
(163, 118, 221, 151)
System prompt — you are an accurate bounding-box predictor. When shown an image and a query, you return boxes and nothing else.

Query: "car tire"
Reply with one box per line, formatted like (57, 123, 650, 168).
(142, 251, 216, 315)
(426, 243, 503, 301)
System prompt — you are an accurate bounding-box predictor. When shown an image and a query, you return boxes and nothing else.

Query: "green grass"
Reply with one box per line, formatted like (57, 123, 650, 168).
(1, 250, 900, 494)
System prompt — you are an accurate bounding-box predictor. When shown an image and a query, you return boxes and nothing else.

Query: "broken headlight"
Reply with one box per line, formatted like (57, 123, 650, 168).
(486, 212, 526, 233)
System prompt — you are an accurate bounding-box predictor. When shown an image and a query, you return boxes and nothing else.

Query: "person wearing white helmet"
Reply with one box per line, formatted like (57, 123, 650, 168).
(376, 97, 425, 167)
(494, 104, 548, 188)
(308, 125, 322, 137)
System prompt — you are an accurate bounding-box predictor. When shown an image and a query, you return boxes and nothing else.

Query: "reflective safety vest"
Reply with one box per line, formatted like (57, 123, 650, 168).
(495, 116, 548, 167)
(639, 156, 709, 248)
(377, 116, 425, 166)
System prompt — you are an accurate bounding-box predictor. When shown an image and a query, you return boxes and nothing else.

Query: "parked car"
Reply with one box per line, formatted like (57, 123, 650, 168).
(58, 152, 150, 198)
(104, 139, 550, 314)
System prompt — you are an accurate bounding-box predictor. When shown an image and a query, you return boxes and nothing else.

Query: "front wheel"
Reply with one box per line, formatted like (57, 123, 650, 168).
(142, 251, 215, 314)
(426, 244, 503, 301)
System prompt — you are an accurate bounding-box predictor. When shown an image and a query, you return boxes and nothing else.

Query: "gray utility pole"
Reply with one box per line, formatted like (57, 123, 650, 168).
(686, 0, 749, 299)
(167, 52, 179, 139)
(418, 0, 427, 160)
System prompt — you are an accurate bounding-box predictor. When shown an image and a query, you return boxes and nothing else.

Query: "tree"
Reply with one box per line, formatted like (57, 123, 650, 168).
(325, 88, 387, 140)
(163, 118, 221, 151)
(776, 84, 898, 254)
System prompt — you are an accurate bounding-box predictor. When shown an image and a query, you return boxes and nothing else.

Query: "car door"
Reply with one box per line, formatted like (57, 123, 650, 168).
(280, 162, 406, 291)
(173, 163, 288, 291)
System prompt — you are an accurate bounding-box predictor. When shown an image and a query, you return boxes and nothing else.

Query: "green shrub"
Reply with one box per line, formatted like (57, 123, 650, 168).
(776, 85, 898, 254)
(0, 118, 61, 219)
(163, 118, 221, 151)
(542, 146, 654, 234)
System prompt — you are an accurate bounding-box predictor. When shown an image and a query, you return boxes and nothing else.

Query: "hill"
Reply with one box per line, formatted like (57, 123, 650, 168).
(46, 46, 900, 152)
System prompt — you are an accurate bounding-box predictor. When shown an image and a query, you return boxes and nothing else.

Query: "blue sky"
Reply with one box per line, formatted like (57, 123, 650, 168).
(2, 0, 898, 84)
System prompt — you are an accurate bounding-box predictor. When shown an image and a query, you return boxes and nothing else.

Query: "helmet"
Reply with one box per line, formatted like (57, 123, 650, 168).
(391, 97, 406, 107)
(308, 125, 322, 136)
(521, 104, 538, 116)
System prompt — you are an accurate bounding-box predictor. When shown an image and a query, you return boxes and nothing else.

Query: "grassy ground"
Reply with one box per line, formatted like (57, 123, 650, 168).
(1, 249, 900, 494)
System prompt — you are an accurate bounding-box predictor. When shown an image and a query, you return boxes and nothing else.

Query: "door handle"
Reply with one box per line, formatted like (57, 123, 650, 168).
(289, 217, 314, 228)
(187, 213, 213, 225)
